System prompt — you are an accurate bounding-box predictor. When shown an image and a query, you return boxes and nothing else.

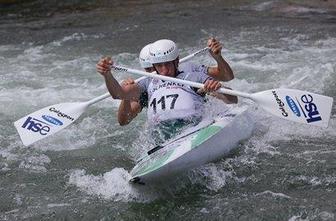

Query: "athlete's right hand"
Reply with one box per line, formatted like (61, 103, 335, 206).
(96, 57, 113, 77)
(121, 78, 135, 87)
(203, 79, 222, 92)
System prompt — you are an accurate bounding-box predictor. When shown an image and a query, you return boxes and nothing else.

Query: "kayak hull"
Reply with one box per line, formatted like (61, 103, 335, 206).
(130, 108, 255, 184)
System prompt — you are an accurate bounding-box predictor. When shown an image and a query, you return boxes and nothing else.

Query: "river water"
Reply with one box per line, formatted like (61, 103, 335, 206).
(1, 0, 336, 220)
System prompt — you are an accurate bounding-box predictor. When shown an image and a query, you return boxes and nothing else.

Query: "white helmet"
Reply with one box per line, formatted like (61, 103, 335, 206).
(139, 43, 152, 68)
(149, 39, 179, 64)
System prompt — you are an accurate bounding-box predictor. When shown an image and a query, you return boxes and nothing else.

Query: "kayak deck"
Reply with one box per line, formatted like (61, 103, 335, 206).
(130, 107, 254, 184)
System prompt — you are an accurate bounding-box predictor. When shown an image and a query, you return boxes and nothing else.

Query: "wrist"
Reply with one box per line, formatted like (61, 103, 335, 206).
(103, 71, 112, 78)
(213, 54, 224, 62)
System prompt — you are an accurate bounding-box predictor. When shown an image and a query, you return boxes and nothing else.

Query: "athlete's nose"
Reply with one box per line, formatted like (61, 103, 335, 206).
(160, 64, 169, 75)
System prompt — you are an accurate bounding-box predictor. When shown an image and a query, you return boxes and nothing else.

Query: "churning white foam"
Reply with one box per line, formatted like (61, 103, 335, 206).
(68, 168, 157, 202)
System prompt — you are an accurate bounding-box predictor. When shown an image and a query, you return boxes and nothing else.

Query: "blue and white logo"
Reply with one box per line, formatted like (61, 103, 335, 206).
(285, 96, 301, 117)
(21, 117, 51, 135)
(299, 94, 322, 123)
(42, 115, 63, 126)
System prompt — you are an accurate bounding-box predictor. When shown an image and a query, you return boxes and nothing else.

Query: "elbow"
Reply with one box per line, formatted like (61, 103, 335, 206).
(225, 74, 234, 81)
(118, 120, 129, 126)
(117, 113, 130, 126)
(118, 116, 130, 126)
(216, 69, 234, 81)
(222, 70, 234, 81)
(219, 75, 234, 81)
(108, 91, 118, 100)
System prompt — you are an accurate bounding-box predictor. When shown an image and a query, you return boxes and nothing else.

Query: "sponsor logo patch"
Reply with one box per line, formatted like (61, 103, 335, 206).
(49, 107, 74, 121)
(114, 66, 128, 72)
(285, 96, 301, 117)
(272, 90, 288, 117)
(42, 115, 63, 126)
(297, 94, 322, 123)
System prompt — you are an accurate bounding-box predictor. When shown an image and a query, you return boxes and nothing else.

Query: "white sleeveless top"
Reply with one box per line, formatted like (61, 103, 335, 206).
(146, 79, 204, 124)
(137, 62, 211, 125)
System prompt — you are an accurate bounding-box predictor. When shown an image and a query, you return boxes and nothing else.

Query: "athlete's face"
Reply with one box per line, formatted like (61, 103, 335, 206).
(153, 61, 177, 77)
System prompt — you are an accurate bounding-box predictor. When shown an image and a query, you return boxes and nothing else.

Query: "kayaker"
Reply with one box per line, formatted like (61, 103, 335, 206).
(117, 38, 235, 125)
(96, 39, 237, 145)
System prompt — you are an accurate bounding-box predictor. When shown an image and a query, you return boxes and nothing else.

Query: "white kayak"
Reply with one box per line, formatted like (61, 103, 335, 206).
(129, 107, 255, 184)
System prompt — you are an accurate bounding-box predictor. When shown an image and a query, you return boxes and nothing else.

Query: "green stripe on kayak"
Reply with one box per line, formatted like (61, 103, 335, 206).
(191, 125, 222, 149)
(133, 148, 175, 177)
(133, 125, 222, 177)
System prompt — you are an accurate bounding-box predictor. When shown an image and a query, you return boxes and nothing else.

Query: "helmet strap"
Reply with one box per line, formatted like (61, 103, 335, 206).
(153, 65, 160, 75)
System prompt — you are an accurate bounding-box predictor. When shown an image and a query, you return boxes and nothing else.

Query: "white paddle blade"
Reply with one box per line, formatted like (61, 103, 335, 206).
(14, 102, 89, 146)
(251, 88, 333, 128)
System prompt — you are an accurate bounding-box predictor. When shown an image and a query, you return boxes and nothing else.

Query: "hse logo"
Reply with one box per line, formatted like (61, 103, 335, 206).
(298, 94, 322, 123)
(285, 94, 322, 123)
(42, 115, 63, 126)
(21, 117, 51, 135)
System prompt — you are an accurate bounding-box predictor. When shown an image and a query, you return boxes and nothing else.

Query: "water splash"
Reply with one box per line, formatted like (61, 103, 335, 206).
(68, 168, 157, 202)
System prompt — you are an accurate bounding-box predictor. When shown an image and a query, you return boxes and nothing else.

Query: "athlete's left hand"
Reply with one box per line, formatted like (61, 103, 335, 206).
(203, 79, 221, 92)
(207, 38, 222, 59)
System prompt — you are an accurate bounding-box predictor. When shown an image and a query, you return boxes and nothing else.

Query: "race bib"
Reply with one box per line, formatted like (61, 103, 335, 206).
(147, 87, 198, 123)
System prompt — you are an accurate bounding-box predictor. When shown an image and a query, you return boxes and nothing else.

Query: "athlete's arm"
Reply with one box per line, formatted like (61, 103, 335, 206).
(96, 57, 141, 101)
(203, 79, 238, 104)
(208, 87, 238, 104)
(118, 100, 142, 126)
(117, 78, 142, 126)
(207, 38, 234, 81)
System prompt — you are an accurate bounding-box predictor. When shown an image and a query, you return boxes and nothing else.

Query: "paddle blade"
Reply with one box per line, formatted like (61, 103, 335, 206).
(14, 102, 89, 146)
(251, 88, 333, 128)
